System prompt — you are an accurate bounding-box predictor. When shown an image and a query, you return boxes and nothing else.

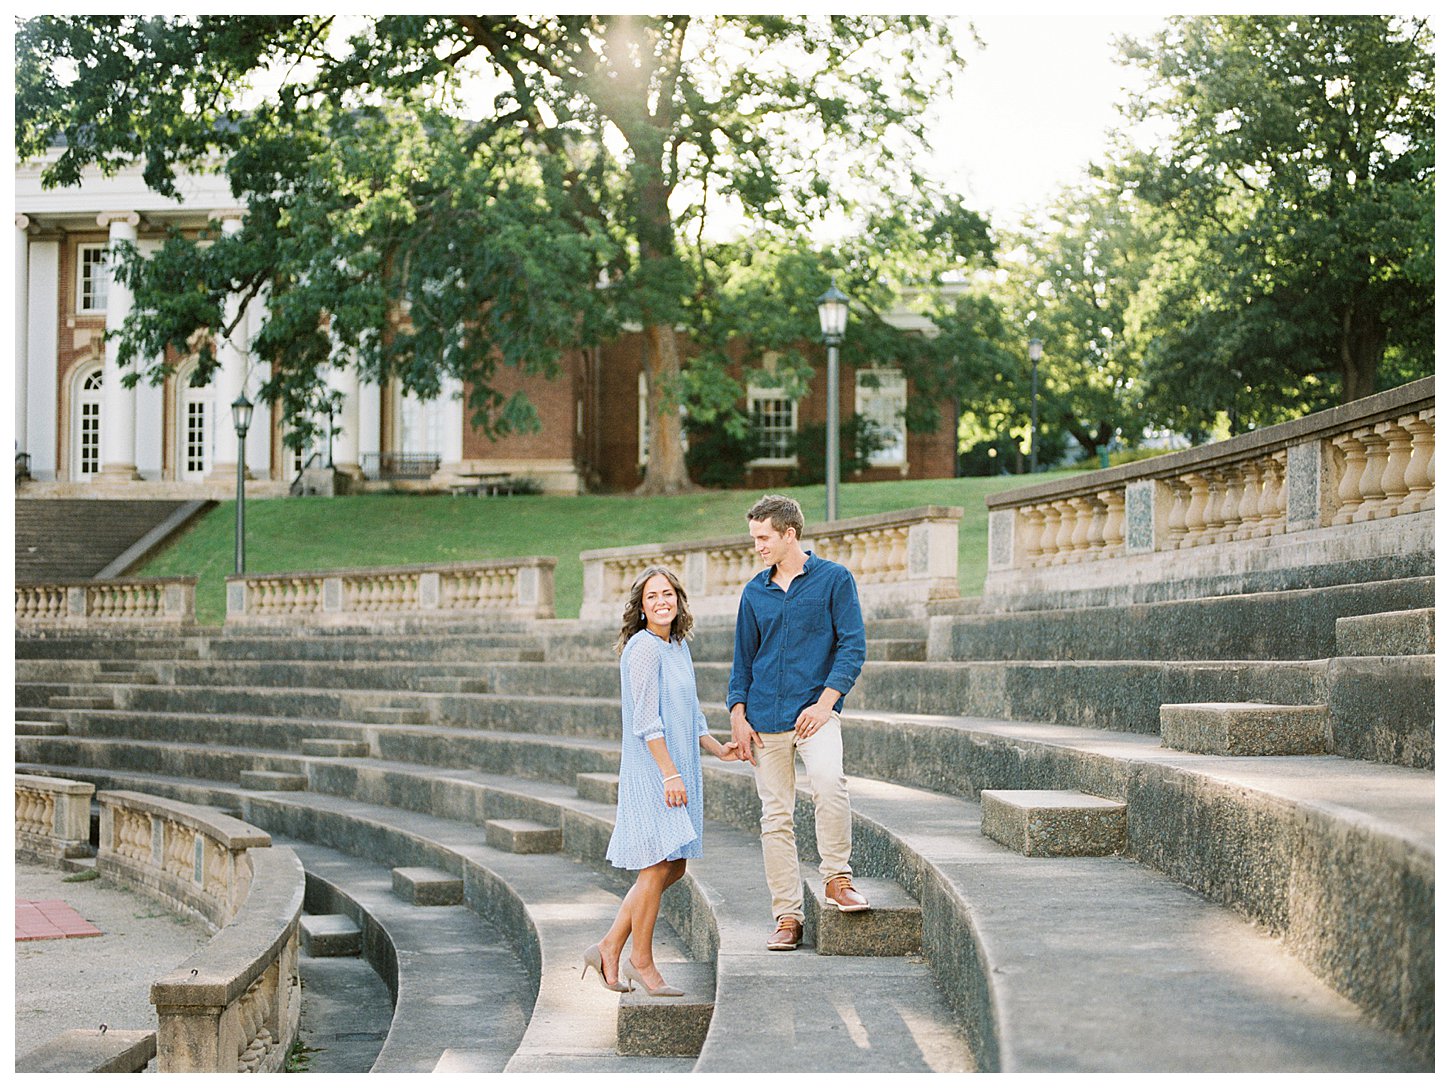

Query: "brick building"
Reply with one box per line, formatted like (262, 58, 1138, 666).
(15, 152, 958, 497)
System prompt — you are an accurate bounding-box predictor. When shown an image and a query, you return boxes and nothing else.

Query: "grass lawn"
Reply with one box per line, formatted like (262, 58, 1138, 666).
(139, 472, 1077, 625)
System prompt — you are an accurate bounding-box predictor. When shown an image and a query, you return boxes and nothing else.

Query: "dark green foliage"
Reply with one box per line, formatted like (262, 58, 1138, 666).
(787, 414, 892, 486)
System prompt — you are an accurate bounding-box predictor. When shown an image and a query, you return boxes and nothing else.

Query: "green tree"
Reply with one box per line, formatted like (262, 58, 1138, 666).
(16, 14, 966, 492)
(1119, 15, 1434, 425)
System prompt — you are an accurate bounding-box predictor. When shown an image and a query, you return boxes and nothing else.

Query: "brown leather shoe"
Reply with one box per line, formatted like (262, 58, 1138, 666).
(767, 916, 802, 950)
(825, 875, 870, 912)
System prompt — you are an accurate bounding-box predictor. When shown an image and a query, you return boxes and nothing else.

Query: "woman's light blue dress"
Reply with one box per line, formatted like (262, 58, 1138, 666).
(605, 629, 708, 871)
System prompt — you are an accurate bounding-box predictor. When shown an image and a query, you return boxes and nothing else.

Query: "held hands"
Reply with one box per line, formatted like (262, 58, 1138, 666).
(729, 708, 761, 766)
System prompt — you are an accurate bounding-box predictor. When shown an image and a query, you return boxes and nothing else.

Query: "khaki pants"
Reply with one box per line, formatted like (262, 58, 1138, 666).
(752, 714, 852, 924)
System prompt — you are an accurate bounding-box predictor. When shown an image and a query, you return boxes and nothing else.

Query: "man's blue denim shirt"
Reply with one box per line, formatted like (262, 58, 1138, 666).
(727, 552, 867, 732)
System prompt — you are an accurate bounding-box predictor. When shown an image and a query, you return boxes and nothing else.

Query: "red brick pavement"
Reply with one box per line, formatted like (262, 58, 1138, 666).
(15, 898, 103, 941)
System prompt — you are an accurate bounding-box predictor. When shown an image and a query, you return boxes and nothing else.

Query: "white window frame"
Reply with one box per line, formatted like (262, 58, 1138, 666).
(747, 352, 798, 467)
(73, 365, 104, 480)
(855, 367, 908, 467)
(76, 243, 109, 314)
(176, 362, 211, 481)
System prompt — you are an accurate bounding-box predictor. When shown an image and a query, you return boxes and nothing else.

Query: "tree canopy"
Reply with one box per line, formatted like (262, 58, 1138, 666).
(16, 14, 974, 490)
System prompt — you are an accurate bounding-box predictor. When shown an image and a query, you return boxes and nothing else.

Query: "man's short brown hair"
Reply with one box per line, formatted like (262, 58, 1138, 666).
(746, 494, 804, 539)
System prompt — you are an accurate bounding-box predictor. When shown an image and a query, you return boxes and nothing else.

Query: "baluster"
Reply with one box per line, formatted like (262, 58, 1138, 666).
(1400, 411, 1434, 513)
(1354, 427, 1389, 521)
(1201, 470, 1226, 543)
(1084, 496, 1107, 559)
(1180, 473, 1210, 548)
(1069, 497, 1095, 558)
(1049, 500, 1073, 564)
(1331, 433, 1367, 524)
(1376, 420, 1412, 517)
(1099, 490, 1125, 558)
(1235, 461, 1263, 538)
(1036, 503, 1061, 566)
(1018, 506, 1045, 567)
(1217, 467, 1243, 541)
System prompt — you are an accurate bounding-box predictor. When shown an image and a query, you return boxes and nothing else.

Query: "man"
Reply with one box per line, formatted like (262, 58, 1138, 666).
(727, 494, 869, 952)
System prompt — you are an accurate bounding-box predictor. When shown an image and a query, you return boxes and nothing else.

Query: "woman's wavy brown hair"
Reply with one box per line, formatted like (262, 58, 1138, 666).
(614, 565, 694, 655)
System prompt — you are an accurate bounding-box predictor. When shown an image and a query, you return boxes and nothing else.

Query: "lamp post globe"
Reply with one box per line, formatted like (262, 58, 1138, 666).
(231, 393, 253, 575)
(816, 278, 850, 522)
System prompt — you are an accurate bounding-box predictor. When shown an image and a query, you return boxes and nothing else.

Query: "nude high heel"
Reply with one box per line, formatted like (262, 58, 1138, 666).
(581, 943, 629, 993)
(619, 958, 684, 997)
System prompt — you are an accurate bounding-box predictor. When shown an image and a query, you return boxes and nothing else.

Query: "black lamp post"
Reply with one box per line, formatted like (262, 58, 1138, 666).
(231, 393, 254, 575)
(816, 278, 850, 523)
(1028, 337, 1043, 473)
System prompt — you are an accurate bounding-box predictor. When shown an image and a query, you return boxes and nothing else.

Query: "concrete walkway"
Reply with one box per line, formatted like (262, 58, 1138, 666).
(12, 858, 212, 1060)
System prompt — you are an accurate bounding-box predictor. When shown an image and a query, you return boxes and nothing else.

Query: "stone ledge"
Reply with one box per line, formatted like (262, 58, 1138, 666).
(299, 913, 362, 957)
(360, 706, 430, 725)
(484, 818, 562, 854)
(16, 1028, 157, 1073)
(301, 738, 371, 758)
(240, 770, 308, 791)
(391, 865, 463, 905)
(1336, 608, 1435, 657)
(802, 875, 922, 956)
(576, 772, 620, 804)
(980, 789, 1127, 857)
(616, 960, 715, 1056)
(1160, 702, 1329, 756)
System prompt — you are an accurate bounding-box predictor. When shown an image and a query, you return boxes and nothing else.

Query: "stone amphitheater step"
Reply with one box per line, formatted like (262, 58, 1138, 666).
(14, 760, 697, 1073)
(299, 912, 362, 957)
(287, 838, 533, 1072)
(241, 770, 308, 791)
(801, 875, 922, 956)
(979, 789, 1128, 857)
(1160, 702, 1330, 756)
(15, 498, 204, 582)
(13, 635, 207, 661)
(19, 711, 1430, 1069)
(202, 632, 546, 662)
(391, 866, 463, 905)
(863, 637, 927, 661)
(484, 819, 562, 855)
(1336, 607, 1435, 657)
(14, 720, 67, 736)
(926, 576, 1434, 662)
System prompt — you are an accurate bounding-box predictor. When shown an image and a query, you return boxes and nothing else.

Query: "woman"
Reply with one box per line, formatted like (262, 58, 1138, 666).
(582, 565, 737, 997)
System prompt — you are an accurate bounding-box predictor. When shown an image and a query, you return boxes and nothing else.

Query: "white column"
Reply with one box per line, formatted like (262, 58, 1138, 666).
(358, 379, 381, 478)
(207, 210, 250, 481)
(441, 375, 465, 467)
(15, 216, 30, 459)
(326, 335, 363, 478)
(96, 210, 141, 480)
(25, 239, 59, 480)
(134, 239, 165, 479)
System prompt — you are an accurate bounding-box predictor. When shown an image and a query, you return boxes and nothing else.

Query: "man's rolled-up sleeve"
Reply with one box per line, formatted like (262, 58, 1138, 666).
(824, 571, 866, 697)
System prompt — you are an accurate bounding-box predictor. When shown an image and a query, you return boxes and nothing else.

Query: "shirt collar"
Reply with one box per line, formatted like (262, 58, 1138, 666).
(757, 549, 816, 585)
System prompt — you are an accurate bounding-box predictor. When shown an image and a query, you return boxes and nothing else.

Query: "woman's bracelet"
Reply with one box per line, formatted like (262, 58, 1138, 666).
(662, 773, 682, 785)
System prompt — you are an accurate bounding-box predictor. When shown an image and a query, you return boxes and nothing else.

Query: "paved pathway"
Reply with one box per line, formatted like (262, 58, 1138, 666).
(12, 859, 212, 1060)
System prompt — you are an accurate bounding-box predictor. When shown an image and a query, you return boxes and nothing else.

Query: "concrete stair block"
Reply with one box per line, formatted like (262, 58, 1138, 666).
(15, 720, 68, 736)
(1336, 608, 1434, 657)
(865, 638, 927, 661)
(301, 738, 372, 758)
(360, 705, 430, 725)
(17, 1027, 157, 1073)
(484, 818, 562, 854)
(391, 865, 464, 906)
(47, 695, 113, 709)
(240, 769, 308, 791)
(981, 789, 1127, 858)
(93, 671, 155, 685)
(1160, 701, 1330, 756)
(616, 961, 715, 1056)
(576, 772, 620, 804)
(300, 912, 363, 957)
(803, 876, 922, 956)
(417, 676, 490, 693)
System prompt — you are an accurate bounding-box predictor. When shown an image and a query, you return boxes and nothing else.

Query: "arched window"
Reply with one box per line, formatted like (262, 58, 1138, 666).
(72, 366, 103, 480)
(176, 363, 211, 481)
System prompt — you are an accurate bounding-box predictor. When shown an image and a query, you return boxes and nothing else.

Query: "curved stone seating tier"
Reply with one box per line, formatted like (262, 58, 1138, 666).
(16, 747, 1425, 1071)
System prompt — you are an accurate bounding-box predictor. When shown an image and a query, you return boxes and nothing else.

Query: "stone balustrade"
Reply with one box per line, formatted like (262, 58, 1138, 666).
(15, 773, 95, 862)
(15, 577, 197, 626)
(579, 505, 962, 621)
(93, 791, 304, 1074)
(226, 557, 555, 625)
(985, 378, 1434, 607)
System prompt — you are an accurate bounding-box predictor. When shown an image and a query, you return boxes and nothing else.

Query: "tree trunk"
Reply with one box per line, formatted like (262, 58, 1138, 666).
(635, 321, 698, 494)
(1339, 301, 1385, 405)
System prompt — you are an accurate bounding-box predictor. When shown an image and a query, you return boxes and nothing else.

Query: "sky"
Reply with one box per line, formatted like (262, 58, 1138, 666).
(932, 11, 1168, 228)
